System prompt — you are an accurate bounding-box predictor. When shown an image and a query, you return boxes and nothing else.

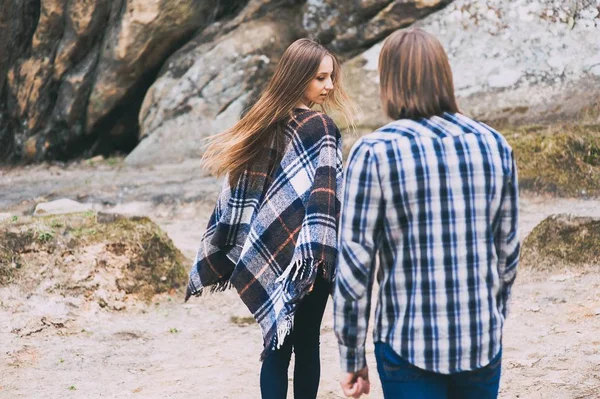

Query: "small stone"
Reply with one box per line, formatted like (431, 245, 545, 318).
(96, 212, 125, 224)
(549, 274, 573, 282)
(34, 199, 93, 217)
(88, 155, 104, 164)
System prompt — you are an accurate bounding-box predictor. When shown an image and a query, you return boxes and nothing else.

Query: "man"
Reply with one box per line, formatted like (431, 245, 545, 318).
(334, 27, 520, 399)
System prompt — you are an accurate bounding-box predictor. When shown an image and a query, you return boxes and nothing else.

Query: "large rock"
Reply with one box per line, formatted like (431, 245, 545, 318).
(33, 198, 94, 217)
(0, 0, 40, 160)
(0, 0, 220, 163)
(303, 0, 453, 55)
(521, 214, 600, 271)
(85, 0, 221, 149)
(4, 0, 597, 166)
(127, 13, 298, 166)
(343, 0, 600, 128)
(505, 125, 600, 197)
(0, 212, 188, 302)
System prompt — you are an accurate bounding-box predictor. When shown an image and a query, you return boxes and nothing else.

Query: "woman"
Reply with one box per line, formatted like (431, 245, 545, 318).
(186, 38, 356, 399)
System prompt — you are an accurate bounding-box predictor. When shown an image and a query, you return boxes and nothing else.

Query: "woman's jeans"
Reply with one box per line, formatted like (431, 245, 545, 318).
(260, 273, 330, 399)
(375, 342, 502, 399)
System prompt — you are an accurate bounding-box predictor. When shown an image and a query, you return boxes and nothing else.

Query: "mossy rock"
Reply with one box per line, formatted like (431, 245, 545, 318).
(521, 214, 600, 271)
(0, 212, 187, 300)
(505, 124, 600, 197)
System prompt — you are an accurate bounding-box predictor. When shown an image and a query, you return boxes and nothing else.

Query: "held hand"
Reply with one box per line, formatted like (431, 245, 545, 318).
(340, 366, 370, 398)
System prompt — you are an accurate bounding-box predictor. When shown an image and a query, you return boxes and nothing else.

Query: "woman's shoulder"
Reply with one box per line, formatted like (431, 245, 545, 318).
(291, 109, 339, 137)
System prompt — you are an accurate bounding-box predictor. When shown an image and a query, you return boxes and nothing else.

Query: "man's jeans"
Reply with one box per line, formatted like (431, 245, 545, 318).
(375, 342, 502, 399)
(260, 273, 330, 399)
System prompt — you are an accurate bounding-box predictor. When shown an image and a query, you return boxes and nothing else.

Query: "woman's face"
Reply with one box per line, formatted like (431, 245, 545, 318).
(303, 55, 334, 106)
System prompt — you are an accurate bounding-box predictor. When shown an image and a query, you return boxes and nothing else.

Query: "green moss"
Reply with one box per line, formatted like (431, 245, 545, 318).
(521, 214, 600, 271)
(0, 213, 187, 299)
(505, 124, 600, 197)
(112, 218, 188, 300)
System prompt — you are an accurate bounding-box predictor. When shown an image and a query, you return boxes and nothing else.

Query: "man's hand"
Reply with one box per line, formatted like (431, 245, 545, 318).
(340, 366, 370, 398)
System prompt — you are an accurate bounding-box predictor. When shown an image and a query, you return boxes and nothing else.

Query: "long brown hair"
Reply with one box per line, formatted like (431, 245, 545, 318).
(379, 28, 459, 120)
(202, 38, 356, 186)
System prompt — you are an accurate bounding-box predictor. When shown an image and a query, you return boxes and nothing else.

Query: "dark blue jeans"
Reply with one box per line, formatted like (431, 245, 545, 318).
(260, 273, 330, 399)
(375, 342, 502, 399)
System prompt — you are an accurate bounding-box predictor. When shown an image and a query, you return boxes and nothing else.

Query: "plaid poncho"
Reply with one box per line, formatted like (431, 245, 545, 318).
(186, 109, 342, 358)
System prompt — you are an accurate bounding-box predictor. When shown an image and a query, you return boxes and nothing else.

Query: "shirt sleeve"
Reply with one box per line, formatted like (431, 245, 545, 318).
(496, 151, 520, 318)
(333, 140, 383, 373)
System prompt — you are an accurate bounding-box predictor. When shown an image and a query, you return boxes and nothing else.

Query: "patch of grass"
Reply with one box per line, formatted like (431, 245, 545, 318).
(105, 157, 124, 167)
(36, 228, 55, 243)
(50, 219, 63, 229)
(70, 227, 98, 238)
(521, 214, 600, 271)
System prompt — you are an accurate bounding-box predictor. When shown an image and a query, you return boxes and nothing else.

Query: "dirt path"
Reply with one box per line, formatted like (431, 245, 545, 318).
(2, 161, 600, 398)
(2, 263, 600, 399)
(0, 158, 220, 212)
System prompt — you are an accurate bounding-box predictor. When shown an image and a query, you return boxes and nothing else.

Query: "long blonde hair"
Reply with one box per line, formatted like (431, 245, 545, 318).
(202, 38, 356, 186)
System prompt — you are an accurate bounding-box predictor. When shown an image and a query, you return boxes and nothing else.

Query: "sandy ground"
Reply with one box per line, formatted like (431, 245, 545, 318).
(2, 160, 600, 398)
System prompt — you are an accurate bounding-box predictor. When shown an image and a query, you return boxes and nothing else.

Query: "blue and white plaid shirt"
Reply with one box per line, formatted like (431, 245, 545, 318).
(334, 112, 520, 374)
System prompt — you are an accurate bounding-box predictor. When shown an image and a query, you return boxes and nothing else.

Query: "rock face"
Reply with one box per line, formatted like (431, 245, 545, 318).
(128, 10, 298, 166)
(1, 0, 448, 164)
(303, 0, 452, 55)
(343, 0, 600, 129)
(0, 0, 43, 161)
(0, 0, 222, 162)
(1, 0, 599, 164)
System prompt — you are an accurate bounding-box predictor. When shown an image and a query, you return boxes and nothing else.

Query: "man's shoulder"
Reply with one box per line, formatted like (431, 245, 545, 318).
(355, 121, 416, 143)
(479, 122, 513, 153)
(453, 113, 513, 152)
(347, 121, 422, 159)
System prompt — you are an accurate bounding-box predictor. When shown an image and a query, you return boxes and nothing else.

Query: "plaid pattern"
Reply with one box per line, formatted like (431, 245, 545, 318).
(187, 109, 342, 359)
(334, 112, 520, 374)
